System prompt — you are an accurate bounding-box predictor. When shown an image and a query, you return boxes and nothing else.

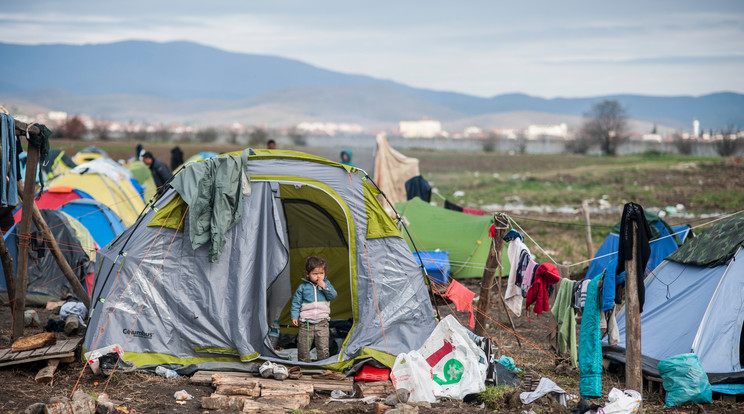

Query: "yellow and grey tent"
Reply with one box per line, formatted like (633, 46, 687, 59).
(84, 149, 435, 372)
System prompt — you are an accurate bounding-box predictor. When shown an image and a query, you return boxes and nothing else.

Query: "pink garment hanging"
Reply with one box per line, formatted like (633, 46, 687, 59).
(443, 280, 477, 328)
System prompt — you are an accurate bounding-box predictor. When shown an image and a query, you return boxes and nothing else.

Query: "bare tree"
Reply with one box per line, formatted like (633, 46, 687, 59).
(56, 116, 87, 140)
(580, 100, 629, 155)
(672, 131, 694, 155)
(287, 127, 306, 147)
(196, 127, 218, 142)
(249, 128, 269, 147)
(713, 126, 743, 157)
(481, 132, 500, 152)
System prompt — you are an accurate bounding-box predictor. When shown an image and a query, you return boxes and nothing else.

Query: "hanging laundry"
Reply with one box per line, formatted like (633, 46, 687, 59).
(442, 279, 476, 329)
(444, 199, 464, 212)
(572, 279, 591, 312)
(551, 279, 578, 367)
(617, 202, 652, 312)
(502, 229, 524, 242)
(578, 277, 603, 399)
(601, 257, 626, 312)
(505, 238, 532, 316)
(525, 263, 561, 315)
(405, 175, 432, 202)
(0, 113, 19, 207)
(462, 206, 485, 216)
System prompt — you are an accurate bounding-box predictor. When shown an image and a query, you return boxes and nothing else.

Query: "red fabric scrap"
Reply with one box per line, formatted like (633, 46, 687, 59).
(525, 263, 561, 315)
(443, 280, 477, 328)
(462, 207, 486, 216)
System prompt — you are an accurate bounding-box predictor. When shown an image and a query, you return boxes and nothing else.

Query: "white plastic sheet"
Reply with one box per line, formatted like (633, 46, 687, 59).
(391, 351, 437, 403)
(598, 388, 641, 414)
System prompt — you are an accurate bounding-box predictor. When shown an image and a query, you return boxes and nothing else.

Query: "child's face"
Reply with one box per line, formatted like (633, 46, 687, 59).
(307, 267, 325, 284)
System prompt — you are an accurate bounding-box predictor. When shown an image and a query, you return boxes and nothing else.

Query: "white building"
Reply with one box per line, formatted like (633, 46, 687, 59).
(526, 123, 568, 140)
(399, 118, 442, 138)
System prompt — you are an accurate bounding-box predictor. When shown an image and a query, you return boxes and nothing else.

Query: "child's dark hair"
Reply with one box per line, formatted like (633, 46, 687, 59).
(304, 256, 327, 274)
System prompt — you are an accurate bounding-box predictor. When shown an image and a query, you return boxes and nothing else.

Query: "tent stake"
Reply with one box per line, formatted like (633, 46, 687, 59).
(11, 145, 39, 341)
(17, 181, 91, 309)
(625, 223, 643, 404)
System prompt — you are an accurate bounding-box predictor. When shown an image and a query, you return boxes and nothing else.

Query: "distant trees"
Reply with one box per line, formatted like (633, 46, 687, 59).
(713, 126, 743, 157)
(56, 116, 87, 139)
(287, 127, 307, 147)
(248, 128, 269, 147)
(672, 131, 694, 155)
(481, 132, 500, 152)
(578, 100, 629, 155)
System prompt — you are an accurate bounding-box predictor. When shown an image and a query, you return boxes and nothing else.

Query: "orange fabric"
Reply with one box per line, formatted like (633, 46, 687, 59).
(443, 280, 476, 328)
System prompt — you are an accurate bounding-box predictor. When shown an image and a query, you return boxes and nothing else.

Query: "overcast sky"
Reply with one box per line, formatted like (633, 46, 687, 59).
(2, 0, 743, 98)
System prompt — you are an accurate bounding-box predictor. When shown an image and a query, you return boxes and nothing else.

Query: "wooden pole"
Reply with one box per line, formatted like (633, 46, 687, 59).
(475, 215, 507, 337)
(582, 200, 594, 261)
(12, 145, 39, 340)
(17, 181, 91, 309)
(625, 223, 643, 400)
(0, 234, 16, 312)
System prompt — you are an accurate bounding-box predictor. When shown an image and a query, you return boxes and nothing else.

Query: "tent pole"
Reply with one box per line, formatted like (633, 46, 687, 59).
(17, 181, 91, 309)
(625, 223, 643, 401)
(11, 145, 39, 340)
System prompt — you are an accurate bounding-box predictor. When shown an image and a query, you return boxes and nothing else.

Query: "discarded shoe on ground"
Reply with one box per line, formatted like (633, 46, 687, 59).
(99, 352, 136, 376)
(288, 366, 302, 379)
(259, 361, 274, 378)
(273, 364, 289, 380)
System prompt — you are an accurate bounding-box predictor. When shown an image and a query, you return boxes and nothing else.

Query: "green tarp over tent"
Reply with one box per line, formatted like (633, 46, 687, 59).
(396, 197, 510, 279)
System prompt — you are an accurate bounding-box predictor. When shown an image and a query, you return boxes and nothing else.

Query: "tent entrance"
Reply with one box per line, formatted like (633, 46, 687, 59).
(265, 182, 354, 361)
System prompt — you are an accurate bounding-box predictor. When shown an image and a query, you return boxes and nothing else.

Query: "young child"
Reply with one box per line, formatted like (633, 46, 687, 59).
(291, 256, 338, 362)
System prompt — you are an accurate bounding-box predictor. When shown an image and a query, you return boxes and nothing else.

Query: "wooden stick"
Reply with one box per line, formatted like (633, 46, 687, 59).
(17, 181, 91, 309)
(475, 216, 507, 337)
(12, 119, 41, 136)
(582, 200, 594, 261)
(35, 358, 60, 384)
(12, 145, 39, 341)
(0, 232, 16, 313)
(625, 223, 643, 401)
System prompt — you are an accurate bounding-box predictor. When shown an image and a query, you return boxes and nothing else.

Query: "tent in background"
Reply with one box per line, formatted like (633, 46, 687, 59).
(13, 186, 94, 223)
(603, 213, 744, 384)
(125, 161, 157, 200)
(373, 133, 420, 206)
(51, 171, 146, 227)
(395, 197, 509, 279)
(72, 145, 109, 165)
(0, 209, 95, 306)
(59, 198, 126, 247)
(84, 149, 435, 371)
(586, 210, 690, 279)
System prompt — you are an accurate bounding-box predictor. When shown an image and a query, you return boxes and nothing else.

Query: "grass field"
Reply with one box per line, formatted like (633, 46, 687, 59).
(52, 139, 744, 274)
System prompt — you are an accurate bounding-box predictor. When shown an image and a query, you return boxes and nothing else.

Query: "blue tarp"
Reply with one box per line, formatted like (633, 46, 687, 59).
(586, 223, 690, 279)
(414, 250, 450, 284)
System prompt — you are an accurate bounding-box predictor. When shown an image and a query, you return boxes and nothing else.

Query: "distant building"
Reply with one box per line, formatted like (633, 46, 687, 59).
(526, 123, 567, 140)
(693, 119, 700, 138)
(47, 111, 68, 122)
(399, 118, 442, 138)
(297, 121, 363, 136)
(642, 133, 663, 142)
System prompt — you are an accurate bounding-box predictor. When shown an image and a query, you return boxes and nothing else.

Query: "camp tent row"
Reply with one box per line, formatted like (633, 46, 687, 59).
(84, 149, 435, 371)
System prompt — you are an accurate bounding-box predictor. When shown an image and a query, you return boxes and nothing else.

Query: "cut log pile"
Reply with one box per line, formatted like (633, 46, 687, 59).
(196, 370, 395, 412)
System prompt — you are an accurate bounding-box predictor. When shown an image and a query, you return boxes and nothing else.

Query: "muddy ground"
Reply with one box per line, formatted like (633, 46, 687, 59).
(2, 278, 742, 413)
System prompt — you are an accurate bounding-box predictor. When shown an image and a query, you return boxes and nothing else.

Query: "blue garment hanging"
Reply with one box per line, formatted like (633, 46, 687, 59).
(0, 114, 19, 207)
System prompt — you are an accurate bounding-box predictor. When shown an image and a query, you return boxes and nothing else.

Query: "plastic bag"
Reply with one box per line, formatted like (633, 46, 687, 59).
(418, 314, 487, 399)
(657, 353, 712, 407)
(391, 351, 437, 403)
(598, 388, 641, 414)
(84, 344, 124, 375)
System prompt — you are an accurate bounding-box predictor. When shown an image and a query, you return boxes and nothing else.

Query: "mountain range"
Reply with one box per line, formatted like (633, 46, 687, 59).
(1, 40, 743, 132)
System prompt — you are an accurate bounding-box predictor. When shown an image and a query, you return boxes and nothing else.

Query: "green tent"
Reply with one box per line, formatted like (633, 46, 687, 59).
(396, 197, 510, 279)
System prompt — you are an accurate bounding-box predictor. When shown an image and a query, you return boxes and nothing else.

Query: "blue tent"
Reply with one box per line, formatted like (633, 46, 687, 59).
(58, 199, 126, 248)
(586, 211, 690, 279)
(604, 214, 744, 385)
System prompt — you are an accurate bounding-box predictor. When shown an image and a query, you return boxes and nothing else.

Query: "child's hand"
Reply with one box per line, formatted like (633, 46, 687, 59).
(317, 279, 326, 289)
(292, 319, 298, 326)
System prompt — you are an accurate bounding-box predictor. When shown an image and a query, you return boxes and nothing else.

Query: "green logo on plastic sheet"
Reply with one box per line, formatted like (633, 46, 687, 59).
(433, 358, 464, 385)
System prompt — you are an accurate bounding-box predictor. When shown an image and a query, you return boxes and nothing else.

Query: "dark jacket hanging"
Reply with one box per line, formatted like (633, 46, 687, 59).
(616, 202, 652, 312)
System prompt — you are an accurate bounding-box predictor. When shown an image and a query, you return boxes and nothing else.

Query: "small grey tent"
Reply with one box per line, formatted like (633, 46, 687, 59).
(84, 150, 435, 371)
